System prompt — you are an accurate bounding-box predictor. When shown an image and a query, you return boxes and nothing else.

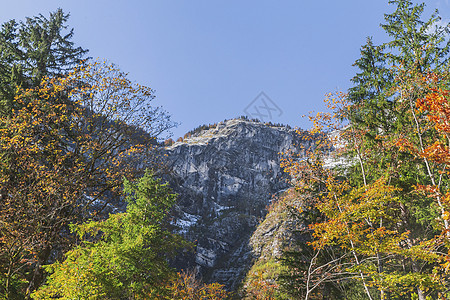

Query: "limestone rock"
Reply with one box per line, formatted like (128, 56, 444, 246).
(164, 118, 310, 290)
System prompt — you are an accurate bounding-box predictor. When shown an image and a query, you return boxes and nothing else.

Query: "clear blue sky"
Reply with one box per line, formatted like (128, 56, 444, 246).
(1, 1, 449, 138)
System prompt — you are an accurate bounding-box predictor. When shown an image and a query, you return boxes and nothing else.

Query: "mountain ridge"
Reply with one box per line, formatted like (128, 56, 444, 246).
(162, 118, 309, 290)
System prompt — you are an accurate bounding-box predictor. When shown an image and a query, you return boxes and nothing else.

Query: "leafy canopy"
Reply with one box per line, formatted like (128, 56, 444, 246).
(32, 170, 189, 299)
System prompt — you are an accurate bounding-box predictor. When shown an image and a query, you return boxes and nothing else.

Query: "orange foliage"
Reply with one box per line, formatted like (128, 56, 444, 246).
(0, 60, 167, 296)
(163, 270, 229, 300)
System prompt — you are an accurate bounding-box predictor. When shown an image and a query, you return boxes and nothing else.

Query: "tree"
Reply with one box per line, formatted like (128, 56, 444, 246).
(165, 269, 229, 300)
(382, 0, 450, 72)
(341, 1, 450, 298)
(259, 1, 450, 299)
(0, 15, 91, 295)
(0, 60, 175, 298)
(31, 170, 189, 299)
(280, 91, 446, 299)
(353, 3, 450, 298)
(0, 9, 88, 114)
(277, 106, 370, 300)
(401, 72, 450, 290)
(244, 259, 288, 300)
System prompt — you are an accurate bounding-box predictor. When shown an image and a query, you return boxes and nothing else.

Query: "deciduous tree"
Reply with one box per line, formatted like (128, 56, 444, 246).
(0, 61, 175, 298)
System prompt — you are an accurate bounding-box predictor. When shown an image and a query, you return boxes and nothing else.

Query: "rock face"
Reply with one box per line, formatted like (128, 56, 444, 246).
(164, 119, 309, 290)
(249, 190, 305, 263)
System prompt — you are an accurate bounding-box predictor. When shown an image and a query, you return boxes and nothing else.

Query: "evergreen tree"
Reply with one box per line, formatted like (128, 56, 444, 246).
(32, 170, 189, 299)
(346, 0, 450, 229)
(0, 9, 87, 113)
(280, 1, 450, 299)
(382, 0, 450, 72)
(339, 1, 449, 298)
(348, 0, 450, 135)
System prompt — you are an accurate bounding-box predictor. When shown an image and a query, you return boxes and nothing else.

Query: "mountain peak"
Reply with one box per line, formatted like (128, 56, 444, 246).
(163, 118, 305, 290)
(166, 118, 294, 149)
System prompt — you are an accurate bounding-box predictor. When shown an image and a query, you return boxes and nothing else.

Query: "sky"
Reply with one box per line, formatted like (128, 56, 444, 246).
(1, 0, 449, 139)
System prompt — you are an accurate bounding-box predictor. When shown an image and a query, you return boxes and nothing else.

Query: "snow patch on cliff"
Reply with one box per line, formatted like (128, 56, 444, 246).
(176, 211, 200, 233)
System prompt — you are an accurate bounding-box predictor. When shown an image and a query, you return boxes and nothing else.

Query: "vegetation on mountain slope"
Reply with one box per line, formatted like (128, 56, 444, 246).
(5, 0, 450, 299)
(246, 0, 450, 299)
(0, 10, 225, 299)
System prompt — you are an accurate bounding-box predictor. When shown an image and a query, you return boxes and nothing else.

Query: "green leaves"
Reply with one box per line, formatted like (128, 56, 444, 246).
(280, 2, 450, 299)
(382, 0, 450, 71)
(0, 9, 88, 114)
(32, 171, 189, 299)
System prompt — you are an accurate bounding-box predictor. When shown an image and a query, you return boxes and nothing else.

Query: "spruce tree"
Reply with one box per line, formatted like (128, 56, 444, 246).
(382, 0, 450, 72)
(0, 9, 88, 113)
(280, 1, 450, 299)
(345, 1, 450, 299)
(32, 170, 188, 299)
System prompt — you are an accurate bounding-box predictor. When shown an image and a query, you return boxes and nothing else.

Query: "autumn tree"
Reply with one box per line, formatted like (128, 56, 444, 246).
(0, 60, 175, 298)
(347, 0, 450, 187)
(345, 2, 450, 298)
(396, 72, 450, 293)
(279, 91, 448, 299)
(278, 103, 391, 300)
(164, 269, 229, 300)
(277, 2, 450, 299)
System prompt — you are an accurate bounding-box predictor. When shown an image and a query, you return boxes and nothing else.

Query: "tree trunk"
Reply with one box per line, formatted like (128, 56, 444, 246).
(25, 245, 51, 299)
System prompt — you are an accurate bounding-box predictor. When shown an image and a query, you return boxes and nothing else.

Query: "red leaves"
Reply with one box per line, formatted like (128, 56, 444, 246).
(395, 138, 416, 153)
(420, 141, 450, 164)
(417, 88, 450, 133)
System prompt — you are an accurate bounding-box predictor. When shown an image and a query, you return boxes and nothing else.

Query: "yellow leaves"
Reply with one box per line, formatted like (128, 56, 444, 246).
(1, 57, 174, 298)
(310, 177, 404, 256)
(305, 92, 349, 139)
(164, 271, 229, 300)
(443, 211, 450, 221)
(420, 141, 450, 164)
(395, 137, 416, 153)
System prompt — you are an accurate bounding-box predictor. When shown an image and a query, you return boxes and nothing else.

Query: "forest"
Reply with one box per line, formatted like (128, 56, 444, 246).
(2, 0, 450, 299)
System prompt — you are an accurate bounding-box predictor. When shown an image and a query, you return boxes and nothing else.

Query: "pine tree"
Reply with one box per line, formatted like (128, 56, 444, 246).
(280, 1, 450, 299)
(32, 170, 189, 299)
(0, 9, 88, 114)
(346, 2, 450, 299)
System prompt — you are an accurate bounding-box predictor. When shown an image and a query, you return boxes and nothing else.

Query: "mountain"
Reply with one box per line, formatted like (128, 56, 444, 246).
(163, 118, 311, 290)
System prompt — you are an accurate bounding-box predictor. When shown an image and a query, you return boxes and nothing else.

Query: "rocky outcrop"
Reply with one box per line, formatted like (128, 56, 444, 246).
(249, 189, 305, 262)
(164, 119, 310, 290)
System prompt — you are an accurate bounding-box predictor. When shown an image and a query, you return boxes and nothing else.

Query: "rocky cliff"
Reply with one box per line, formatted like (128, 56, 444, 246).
(163, 119, 310, 290)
